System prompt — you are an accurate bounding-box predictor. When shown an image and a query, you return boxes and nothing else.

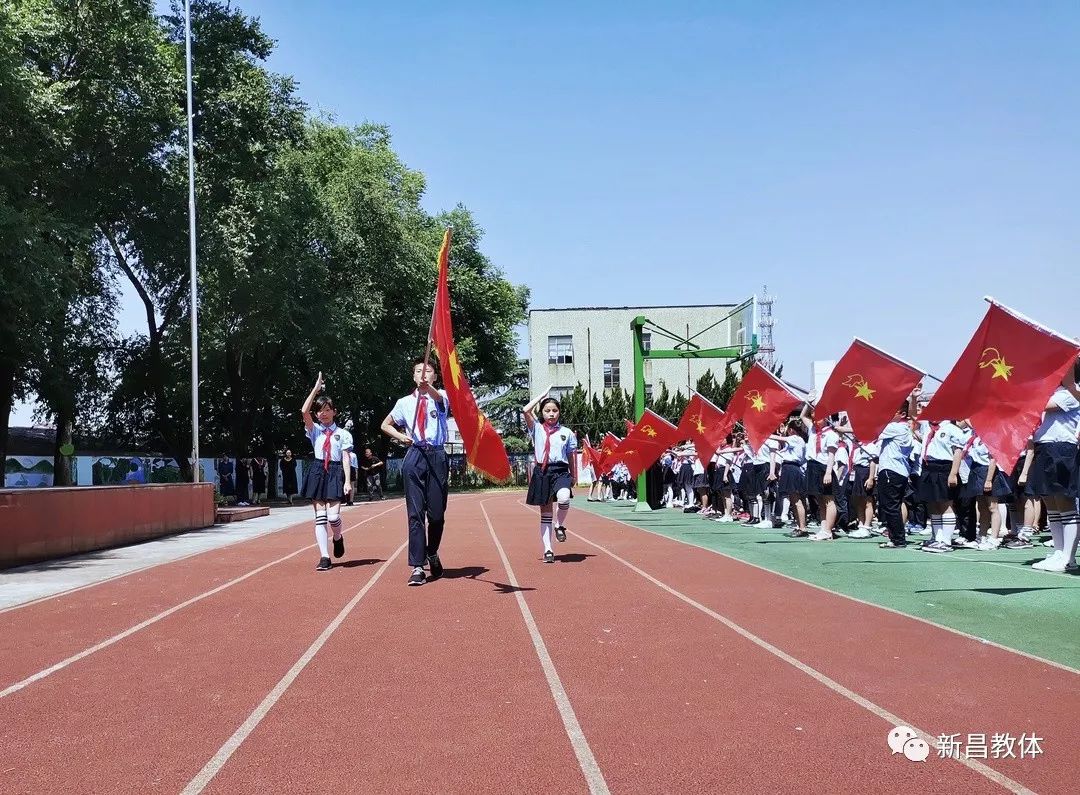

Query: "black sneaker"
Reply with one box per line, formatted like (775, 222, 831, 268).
(543, 550, 555, 564)
(427, 553, 443, 580)
(408, 567, 426, 586)
(555, 526, 567, 543)
(316, 557, 332, 571)
(333, 536, 345, 559)
(1004, 538, 1033, 550)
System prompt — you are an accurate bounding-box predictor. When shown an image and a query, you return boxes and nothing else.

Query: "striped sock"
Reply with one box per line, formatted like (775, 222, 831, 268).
(1047, 511, 1064, 553)
(939, 514, 956, 546)
(1058, 511, 1077, 563)
(314, 511, 329, 558)
(540, 510, 553, 553)
(930, 514, 943, 543)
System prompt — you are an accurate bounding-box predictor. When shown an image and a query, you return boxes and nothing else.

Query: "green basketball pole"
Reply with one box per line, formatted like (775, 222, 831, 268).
(630, 314, 757, 513)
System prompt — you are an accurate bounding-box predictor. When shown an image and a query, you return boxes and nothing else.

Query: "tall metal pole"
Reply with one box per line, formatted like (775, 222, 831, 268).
(184, 0, 200, 481)
(631, 317, 651, 513)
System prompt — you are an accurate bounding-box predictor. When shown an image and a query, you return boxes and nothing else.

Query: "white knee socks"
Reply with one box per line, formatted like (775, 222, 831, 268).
(1047, 511, 1064, 553)
(314, 510, 329, 558)
(1061, 510, 1079, 565)
(327, 504, 343, 540)
(555, 488, 571, 528)
(540, 509, 553, 553)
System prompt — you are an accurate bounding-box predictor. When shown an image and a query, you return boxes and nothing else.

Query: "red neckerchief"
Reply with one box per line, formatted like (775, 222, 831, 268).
(540, 422, 561, 470)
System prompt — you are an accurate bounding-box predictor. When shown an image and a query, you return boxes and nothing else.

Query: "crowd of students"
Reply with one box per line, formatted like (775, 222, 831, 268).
(587, 368, 1080, 574)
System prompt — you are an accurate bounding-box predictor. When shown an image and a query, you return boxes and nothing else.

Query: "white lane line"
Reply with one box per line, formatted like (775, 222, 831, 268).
(181, 541, 407, 795)
(0, 504, 402, 699)
(0, 501, 396, 615)
(569, 501, 1080, 676)
(561, 521, 1035, 795)
(480, 500, 610, 795)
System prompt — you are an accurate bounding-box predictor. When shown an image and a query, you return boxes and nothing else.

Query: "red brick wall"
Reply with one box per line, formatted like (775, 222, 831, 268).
(0, 483, 216, 569)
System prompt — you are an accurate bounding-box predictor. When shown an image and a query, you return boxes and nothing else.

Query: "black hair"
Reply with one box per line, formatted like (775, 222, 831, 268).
(896, 399, 910, 418)
(1073, 358, 1080, 384)
(413, 356, 439, 372)
(538, 397, 562, 416)
(313, 395, 335, 413)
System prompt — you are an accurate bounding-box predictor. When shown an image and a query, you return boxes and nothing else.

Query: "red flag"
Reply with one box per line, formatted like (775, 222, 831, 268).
(676, 392, 729, 466)
(816, 339, 923, 442)
(581, 435, 600, 469)
(597, 432, 622, 472)
(430, 229, 512, 482)
(919, 300, 1080, 468)
(607, 410, 679, 479)
(625, 419, 636, 434)
(726, 364, 803, 451)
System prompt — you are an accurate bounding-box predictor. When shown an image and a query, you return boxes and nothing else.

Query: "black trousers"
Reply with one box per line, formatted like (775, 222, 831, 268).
(834, 478, 851, 530)
(366, 472, 382, 500)
(403, 446, 448, 567)
(878, 470, 908, 546)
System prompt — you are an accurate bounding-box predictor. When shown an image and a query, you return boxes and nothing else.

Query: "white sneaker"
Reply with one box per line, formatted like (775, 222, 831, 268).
(848, 528, 872, 539)
(755, 519, 773, 529)
(976, 537, 1001, 551)
(809, 529, 833, 541)
(914, 528, 932, 537)
(1043, 540, 1056, 547)
(718, 514, 734, 523)
(1031, 551, 1066, 572)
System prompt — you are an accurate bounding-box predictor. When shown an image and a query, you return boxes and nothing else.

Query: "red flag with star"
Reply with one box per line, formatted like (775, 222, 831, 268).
(430, 229, 512, 482)
(815, 339, 924, 442)
(607, 410, 680, 479)
(726, 364, 803, 451)
(676, 392, 729, 466)
(919, 300, 1080, 468)
(595, 432, 622, 474)
(625, 419, 636, 434)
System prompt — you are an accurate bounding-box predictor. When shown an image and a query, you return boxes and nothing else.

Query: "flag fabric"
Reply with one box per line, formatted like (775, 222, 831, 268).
(581, 435, 601, 469)
(625, 419, 636, 435)
(676, 392, 729, 466)
(815, 339, 924, 442)
(607, 410, 680, 479)
(430, 229, 512, 482)
(597, 432, 622, 472)
(919, 300, 1080, 469)
(725, 364, 803, 451)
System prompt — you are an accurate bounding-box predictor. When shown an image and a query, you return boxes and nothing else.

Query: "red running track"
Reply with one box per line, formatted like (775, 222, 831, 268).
(0, 492, 1073, 794)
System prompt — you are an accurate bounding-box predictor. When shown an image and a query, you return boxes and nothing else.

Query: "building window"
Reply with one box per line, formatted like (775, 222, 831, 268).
(644, 383, 653, 404)
(548, 335, 573, 365)
(736, 322, 746, 348)
(603, 359, 620, 390)
(641, 333, 651, 353)
(549, 385, 573, 400)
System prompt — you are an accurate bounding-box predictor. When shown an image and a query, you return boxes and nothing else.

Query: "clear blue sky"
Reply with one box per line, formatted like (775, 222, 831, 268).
(10, 0, 1080, 424)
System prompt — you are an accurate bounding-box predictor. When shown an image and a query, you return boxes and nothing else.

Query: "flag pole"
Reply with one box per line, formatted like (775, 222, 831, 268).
(983, 296, 1079, 347)
(851, 337, 944, 383)
(422, 229, 452, 372)
(183, 0, 200, 482)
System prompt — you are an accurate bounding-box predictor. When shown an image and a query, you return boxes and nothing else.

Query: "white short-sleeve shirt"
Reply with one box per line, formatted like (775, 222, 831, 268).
(306, 423, 354, 463)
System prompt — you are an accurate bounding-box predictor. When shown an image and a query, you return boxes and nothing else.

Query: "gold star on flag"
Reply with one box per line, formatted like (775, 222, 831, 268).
(694, 414, 707, 434)
(748, 394, 766, 412)
(640, 424, 658, 438)
(447, 348, 463, 388)
(990, 358, 1012, 380)
(854, 381, 875, 401)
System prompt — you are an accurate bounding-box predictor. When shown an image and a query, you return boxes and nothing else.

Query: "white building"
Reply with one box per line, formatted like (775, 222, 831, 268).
(528, 303, 751, 401)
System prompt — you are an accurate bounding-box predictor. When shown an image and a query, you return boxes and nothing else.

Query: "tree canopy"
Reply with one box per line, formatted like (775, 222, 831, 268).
(1, 0, 528, 476)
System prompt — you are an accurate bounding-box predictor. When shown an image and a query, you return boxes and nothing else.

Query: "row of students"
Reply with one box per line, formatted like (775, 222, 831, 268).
(650, 364, 1079, 573)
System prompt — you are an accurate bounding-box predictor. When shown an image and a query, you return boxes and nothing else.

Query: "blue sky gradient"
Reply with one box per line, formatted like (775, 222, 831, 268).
(11, 1, 1079, 423)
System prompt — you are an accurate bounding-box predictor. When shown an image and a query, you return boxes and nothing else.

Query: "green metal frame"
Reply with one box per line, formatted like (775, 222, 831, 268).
(629, 309, 758, 512)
